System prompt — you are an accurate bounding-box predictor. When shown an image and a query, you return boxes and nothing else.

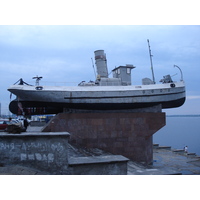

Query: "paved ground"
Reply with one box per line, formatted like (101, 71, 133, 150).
(128, 148, 200, 175)
(154, 148, 200, 175)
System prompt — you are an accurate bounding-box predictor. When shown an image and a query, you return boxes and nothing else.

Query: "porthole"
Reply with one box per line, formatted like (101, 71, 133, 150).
(170, 83, 176, 88)
(35, 86, 43, 90)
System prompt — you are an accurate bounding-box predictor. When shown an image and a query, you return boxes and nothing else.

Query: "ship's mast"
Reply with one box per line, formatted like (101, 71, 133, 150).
(147, 39, 156, 84)
(91, 58, 96, 79)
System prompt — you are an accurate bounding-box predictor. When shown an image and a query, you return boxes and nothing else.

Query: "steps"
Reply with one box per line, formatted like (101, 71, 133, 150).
(154, 144, 199, 158)
(153, 144, 171, 150)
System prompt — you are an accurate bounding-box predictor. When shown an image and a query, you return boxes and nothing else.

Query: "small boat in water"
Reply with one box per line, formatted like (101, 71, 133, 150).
(8, 43, 186, 115)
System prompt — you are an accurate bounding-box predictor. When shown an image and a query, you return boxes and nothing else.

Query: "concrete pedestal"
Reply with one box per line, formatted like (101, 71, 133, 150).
(43, 112, 166, 165)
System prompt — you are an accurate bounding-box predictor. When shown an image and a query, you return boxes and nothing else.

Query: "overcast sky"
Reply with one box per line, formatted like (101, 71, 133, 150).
(0, 25, 199, 115)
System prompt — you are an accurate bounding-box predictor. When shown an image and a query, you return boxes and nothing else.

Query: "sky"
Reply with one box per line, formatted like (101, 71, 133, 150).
(0, 25, 199, 115)
(0, 1, 199, 116)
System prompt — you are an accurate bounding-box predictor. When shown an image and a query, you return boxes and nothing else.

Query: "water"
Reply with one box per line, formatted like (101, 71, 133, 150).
(153, 116, 200, 156)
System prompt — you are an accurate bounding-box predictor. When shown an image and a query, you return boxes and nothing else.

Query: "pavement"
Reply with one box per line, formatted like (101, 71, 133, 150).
(128, 148, 200, 175)
(153, 148, 200, 175)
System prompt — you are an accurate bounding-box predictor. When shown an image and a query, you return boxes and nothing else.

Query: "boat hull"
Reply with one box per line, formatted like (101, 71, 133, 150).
(9, 97, 186, 115)
(8, 81, 186, 115)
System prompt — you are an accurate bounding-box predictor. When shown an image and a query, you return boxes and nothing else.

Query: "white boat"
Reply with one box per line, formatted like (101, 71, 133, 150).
(8, 48, 186, 115)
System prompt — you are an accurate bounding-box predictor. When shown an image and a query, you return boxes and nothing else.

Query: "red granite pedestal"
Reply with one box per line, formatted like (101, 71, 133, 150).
(43, 112, 165, 165)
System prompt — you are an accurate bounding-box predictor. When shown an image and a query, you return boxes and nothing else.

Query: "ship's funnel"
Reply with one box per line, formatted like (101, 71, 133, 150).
(94, 50, 108, 78)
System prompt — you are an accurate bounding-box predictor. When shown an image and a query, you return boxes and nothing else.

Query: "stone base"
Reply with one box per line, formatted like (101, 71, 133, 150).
(43, 112, 166, 165)
(0, 132, 70, 174)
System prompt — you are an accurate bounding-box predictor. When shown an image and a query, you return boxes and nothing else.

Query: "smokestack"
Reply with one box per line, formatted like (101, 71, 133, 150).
(94, 50, 108, 78)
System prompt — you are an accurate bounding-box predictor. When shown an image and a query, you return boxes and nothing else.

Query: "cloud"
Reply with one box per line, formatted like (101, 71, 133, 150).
(187, 96, 200, 100)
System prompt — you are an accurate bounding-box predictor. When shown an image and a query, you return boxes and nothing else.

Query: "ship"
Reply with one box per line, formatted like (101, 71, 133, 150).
(8, 43, 186, 115)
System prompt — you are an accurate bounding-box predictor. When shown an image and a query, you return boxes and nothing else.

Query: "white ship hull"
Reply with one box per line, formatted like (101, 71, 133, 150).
(8, 81, 186, 115)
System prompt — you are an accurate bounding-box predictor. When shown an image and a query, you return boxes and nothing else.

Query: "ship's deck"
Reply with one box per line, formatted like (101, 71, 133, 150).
(8, 81, 185, 91)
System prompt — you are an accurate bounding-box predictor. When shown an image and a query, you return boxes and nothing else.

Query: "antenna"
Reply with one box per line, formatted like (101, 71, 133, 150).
(91, 58, 96, 79)
(33, 75, 43, 86)
(147, 39, 156, 84)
